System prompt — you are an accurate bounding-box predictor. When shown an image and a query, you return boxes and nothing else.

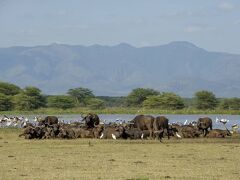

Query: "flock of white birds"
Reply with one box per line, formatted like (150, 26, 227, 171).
(0, 115, 38, 128)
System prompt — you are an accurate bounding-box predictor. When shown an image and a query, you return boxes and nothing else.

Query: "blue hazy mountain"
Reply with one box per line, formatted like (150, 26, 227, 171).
(0, 41, 240, 97)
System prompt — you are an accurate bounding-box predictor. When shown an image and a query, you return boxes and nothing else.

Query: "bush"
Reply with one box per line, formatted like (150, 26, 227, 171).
(219, 98, 240, 110)
(47, 95, 76, 109)
(67, 87, 95, 106)
(143, 93, 185, 109)
(0, 93, 13, 111)
(86, 98, 105, 109)
(194, 90, 218, 110)
(12, 94, 37, 110)
(126, 88, 160, 107)
(12, 87, 46, 110)
(0, 82, 21, 96)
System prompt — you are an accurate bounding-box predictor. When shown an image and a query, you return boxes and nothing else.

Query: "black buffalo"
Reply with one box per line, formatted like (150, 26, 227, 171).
(38, 116, 58, 126)
(197, 117, 213, 136)
(82, 113, 100, 128)
(130, 115, 154, 139)
(206, 129, 231, 138)
(174, 125, 202, 138)
(153, 116, 170, 141)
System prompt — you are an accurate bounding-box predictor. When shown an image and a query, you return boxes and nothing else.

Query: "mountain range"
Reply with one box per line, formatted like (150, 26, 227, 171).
(0, 41, 240, 97)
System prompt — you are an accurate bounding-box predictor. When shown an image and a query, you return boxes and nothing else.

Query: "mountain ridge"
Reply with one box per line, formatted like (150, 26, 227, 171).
(0, 41, 240, 97)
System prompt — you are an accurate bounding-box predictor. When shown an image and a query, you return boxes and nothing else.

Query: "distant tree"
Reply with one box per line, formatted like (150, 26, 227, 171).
(67, 87, 94, 106)
(47, 95, 76, 109)
(0, 93, 13, 111)
(0, 82, 21, 96)
(12, 86, 45, 110)
(12, 94, 36, 110)
(126, 88, 160, 106)
(87, 98, 105, 109)
(194, 90, 218, 109)
(97, 96, 126, 107)
(143, 92, 185, 109)
(24, 86, 41, 96)
(23, 86, 46, 108)
(219, 98, 240, 110)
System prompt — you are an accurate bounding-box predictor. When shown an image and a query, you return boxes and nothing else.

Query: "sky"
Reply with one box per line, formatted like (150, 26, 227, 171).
(0, 0, 240, 54)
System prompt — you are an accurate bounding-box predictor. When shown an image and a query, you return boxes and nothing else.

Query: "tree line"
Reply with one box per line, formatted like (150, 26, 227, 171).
(0, 81, 240, 111)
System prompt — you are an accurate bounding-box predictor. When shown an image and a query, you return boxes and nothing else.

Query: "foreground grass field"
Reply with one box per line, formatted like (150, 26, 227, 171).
(0, 129, 240, 180)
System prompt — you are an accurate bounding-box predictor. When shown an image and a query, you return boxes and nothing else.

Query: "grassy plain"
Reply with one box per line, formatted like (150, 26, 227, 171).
(1, 107, 240, 115)
(0, 128, 240, 180)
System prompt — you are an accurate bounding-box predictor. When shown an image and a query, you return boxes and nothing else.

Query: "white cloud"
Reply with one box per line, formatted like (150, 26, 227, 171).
(218, 2, 235, 11)
(184, 25, 216, 33)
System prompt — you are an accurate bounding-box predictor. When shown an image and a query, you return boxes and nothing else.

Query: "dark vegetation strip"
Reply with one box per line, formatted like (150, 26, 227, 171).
(1, 81, 240, 114)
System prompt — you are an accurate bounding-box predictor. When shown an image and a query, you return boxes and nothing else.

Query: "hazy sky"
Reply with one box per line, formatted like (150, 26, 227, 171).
(0, 0, 240, 53)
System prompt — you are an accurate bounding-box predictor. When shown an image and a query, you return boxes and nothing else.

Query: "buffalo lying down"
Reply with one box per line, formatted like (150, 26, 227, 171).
(206, 129, 231, 138)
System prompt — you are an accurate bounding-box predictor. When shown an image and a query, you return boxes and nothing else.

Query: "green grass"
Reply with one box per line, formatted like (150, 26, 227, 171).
(1, 107, 240, 115)
(0, 129, 240, 179)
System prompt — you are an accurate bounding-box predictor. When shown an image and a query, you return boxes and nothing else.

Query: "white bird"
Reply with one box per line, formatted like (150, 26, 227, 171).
(13, 122, 18, 127)
(34, 117, 38, 122)
(219, 118, 229, 124)
(19, 117, 24, 121)
(141, 133, 144, 139)
(189, 121, 196, 126)
(232, 124, 239, 132)
(111, 134, 117, 140)
(175, 132, 182, 138)
(216, 117, 229, 124)
(6, 120, 12, 127)
(21, 121, 27, 128)
(232, 124, 239, 129)
(184, 119, 188, 125)
(100, 133, 104, 139)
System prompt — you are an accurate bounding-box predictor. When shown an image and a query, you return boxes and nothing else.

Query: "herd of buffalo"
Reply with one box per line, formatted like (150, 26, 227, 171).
(18, 113, 236, 141)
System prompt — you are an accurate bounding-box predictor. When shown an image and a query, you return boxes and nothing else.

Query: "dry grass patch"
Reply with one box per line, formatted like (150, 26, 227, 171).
(0, 128, 240, 180)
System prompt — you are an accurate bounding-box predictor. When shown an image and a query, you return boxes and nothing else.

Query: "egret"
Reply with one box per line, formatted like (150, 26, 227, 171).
(34, 117, 38, 122)
(184, 119, 188, 125)
(100, 133, 104, 139)
(25, 118, 29, 122)
(175, 132, 182, 138)
(111, 134, 117, 140)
